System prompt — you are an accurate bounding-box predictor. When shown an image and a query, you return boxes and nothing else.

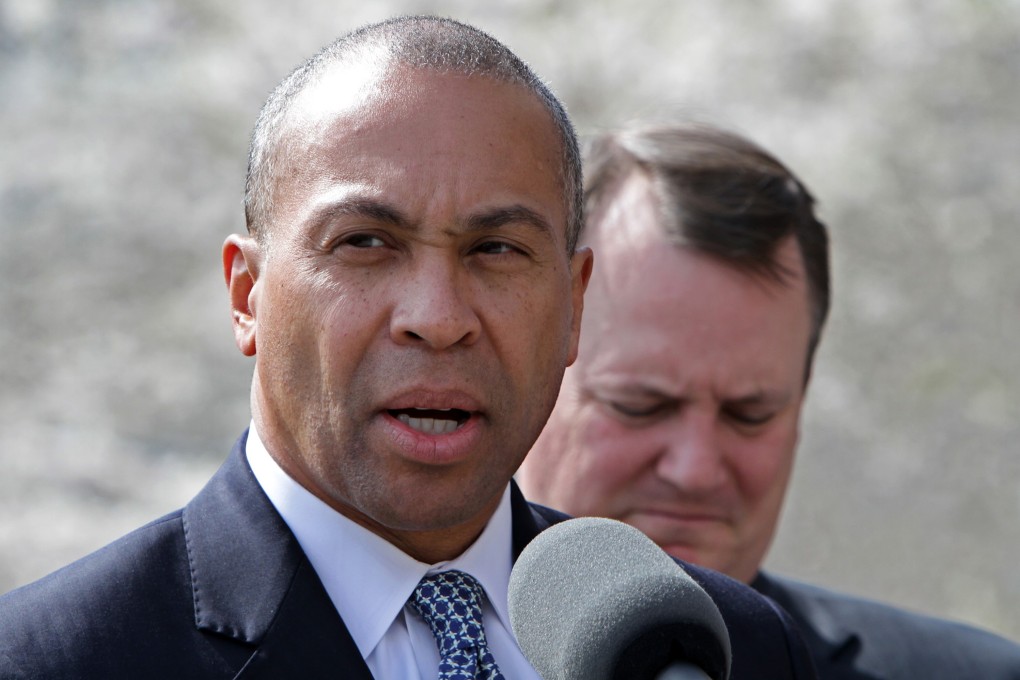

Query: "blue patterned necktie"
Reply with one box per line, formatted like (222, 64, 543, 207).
(410, 570, 506, 680)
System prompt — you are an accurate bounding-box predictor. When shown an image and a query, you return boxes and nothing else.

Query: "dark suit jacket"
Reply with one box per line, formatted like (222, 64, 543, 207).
(1, 432, 817, 679)
(753, 571, 1020, 679)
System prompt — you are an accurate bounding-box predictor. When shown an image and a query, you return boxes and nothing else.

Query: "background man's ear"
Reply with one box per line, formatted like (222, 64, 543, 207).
(222, 234, 261, 357)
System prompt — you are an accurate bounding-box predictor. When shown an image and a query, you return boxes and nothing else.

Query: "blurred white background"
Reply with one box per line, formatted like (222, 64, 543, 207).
(1, 0, 1018, 640)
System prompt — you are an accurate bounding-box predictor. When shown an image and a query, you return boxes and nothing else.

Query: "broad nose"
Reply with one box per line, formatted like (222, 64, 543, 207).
(389, 254, 482, 350)
(655, 411, 729, 494)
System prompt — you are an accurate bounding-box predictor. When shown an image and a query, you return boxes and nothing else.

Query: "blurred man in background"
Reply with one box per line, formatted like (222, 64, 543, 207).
(517, 121, 1020, 679)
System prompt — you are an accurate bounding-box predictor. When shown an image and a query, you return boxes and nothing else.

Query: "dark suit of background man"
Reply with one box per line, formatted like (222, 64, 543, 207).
(0, 17, 820, 680)
(516, 121, 1020, 679)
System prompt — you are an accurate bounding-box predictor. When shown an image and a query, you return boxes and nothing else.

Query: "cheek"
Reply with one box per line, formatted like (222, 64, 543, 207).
(256, 281, 311, 362)
(494, 273, 575, 352)
(571, 413, 661, 493)
(264, 280, 371, 388)
(728, 430, 797, 508)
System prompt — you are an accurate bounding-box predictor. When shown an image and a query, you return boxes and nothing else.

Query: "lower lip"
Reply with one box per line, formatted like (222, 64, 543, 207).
(381, 412, 484, 465)
(659, 543, 702, 564)
(635, 510, 727, 526)
(631, 514, 725, 563)
(631, 511, 728, 543)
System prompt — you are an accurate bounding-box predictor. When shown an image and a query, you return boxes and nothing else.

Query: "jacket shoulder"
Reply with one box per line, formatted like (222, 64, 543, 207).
(678, 563, 818, 679)
(0, 509, 188, 619)
(757, 572, 1020, 679)
(0, 509, 253, 679)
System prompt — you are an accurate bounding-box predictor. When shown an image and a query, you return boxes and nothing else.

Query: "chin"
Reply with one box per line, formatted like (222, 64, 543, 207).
(660, 545, 737, 578)
(658, 543, 702, 564)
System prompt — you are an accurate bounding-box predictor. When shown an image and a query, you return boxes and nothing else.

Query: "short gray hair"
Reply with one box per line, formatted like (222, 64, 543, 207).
(244, 15, 582, 252)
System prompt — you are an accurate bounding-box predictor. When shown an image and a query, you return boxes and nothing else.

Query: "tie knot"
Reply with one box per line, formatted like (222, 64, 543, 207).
(410, 570, 505, 680)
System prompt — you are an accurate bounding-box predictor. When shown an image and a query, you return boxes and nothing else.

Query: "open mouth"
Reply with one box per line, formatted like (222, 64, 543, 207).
(388, 408, 471, 435)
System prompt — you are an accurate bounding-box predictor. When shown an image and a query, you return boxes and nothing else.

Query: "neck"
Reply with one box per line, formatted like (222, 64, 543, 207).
(334, 494, 503, 564)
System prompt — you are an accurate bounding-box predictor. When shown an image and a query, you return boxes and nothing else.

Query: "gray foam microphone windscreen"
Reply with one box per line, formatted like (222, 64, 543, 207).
(508, 517, 731, 680)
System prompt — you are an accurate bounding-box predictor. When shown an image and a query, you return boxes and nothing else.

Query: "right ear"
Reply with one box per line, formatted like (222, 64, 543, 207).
(222, 234, 262, 357)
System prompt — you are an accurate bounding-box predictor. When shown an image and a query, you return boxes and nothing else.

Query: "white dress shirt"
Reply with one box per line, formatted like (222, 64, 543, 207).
(245, 424, 541, 679)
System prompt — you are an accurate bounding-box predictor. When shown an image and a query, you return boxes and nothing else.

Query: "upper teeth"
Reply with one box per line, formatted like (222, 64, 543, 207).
(396, 412, 460, 435)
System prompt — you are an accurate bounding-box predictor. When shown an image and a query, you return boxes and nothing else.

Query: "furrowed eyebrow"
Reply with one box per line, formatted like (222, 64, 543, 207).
(306, 198, 554, 240)
(588, 384, 678, 403)
(309, 197, 409, 230)
(465, 205, 555, 237)
(725, 390, 790, 409)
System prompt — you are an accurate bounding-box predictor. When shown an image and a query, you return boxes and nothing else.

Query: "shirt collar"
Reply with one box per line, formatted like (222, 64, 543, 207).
(245, 422, 515, 659)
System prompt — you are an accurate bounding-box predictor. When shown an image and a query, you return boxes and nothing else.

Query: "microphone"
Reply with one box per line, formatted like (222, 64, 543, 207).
(508, 517, 731, 680)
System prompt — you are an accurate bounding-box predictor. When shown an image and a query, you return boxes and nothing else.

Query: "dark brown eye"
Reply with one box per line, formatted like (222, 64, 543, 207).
(473, 240, 520, 255)
(344, 233, 386, 248)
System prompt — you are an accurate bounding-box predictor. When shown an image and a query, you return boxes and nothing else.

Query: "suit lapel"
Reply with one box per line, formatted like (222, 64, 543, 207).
(183, 434, 562, 680)
(231, 558, 372, 680)
(183, 431, 372, 680)
(509, 480, 567, 559)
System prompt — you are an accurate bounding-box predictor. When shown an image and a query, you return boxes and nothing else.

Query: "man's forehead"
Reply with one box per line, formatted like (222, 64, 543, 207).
(584, 171, 661, 249)
(286, 55, 393, 129)
(585, 184, 675, 292)
(283, 60, 549, 151)
(264, 60, 570, 247)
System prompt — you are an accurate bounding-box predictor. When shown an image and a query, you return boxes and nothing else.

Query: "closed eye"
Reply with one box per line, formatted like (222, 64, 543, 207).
(723, 408, 775, 427)
(609, 400, 672, 420)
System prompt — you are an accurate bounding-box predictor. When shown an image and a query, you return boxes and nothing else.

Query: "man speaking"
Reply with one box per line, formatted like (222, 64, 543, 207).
(0, 18, 818, 680)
